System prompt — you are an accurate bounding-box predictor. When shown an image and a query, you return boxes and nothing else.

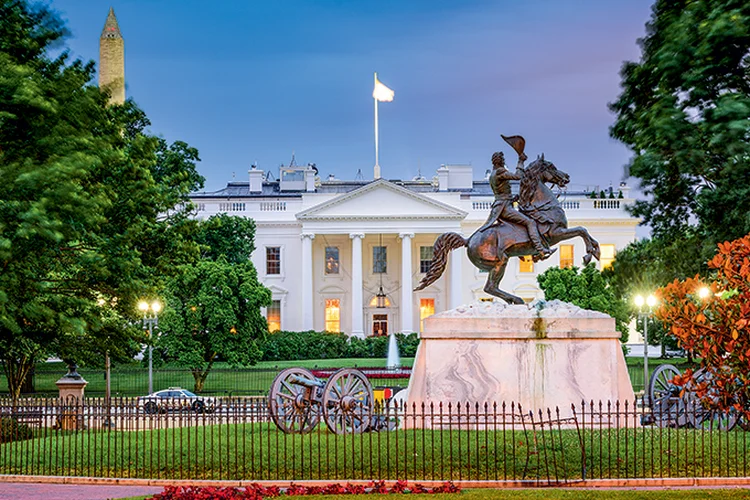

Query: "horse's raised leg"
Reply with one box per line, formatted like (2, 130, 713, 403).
(484, 254, 524, 305)
(548, 226, 600, 265)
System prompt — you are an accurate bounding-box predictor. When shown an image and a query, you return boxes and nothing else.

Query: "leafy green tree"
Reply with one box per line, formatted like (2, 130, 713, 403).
(604, 237, 702, 357)
(156, 214, 269, 392)
(194, 214, 257, 264)
(610, 0, 750, 255)
(537, 264, 630, 344)
(0, 0, 203, 397)
(157, 259, 271, 393)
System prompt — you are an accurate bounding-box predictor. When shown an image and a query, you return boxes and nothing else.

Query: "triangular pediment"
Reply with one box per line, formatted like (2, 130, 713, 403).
(296, 179, 467, 221)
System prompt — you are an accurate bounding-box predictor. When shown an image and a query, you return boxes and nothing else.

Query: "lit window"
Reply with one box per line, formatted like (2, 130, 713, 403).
(600, 244, 616, 270)
(420, 246, 434, 274)
(266, 247, 281, 275)
(267, 300, 281, 332)
(419, 298, 435, 333)
(519, 256, 534, 273)
(372, 314, 388, 336)
(373, 246, 387, 273)
(325, 299, 340, 332)
(368, 295, 391, 307)
(325, 247, 339, 274)
(559, 245, 574, 269)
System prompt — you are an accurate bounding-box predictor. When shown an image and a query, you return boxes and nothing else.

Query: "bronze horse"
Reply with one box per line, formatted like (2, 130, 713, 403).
(415, 157, 601, 305)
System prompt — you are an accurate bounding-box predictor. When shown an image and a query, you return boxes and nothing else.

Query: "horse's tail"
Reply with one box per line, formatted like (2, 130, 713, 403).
(414, 232, 467, 291)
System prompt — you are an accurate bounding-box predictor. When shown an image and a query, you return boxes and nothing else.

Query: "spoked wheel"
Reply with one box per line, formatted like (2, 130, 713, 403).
(322, 368, 374, 434)
(268, 367, 320, 434)
(685, 369, 739, 431)
(648, 364, 688, 427)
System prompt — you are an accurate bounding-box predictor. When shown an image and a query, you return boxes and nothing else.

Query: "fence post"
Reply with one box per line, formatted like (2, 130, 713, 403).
(55, 364, 88, 430)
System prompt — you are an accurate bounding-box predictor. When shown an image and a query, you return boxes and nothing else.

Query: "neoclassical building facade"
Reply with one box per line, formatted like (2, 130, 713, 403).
(189, 163, 639, 338)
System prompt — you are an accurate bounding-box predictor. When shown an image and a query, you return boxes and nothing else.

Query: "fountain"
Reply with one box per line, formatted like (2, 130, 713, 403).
(386, 332, 400, 369)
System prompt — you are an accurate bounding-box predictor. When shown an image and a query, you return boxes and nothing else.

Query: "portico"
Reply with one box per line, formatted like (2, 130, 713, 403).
(295, 179, 466, 336)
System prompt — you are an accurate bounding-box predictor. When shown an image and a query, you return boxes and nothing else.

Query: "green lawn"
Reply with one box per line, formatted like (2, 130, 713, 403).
(1, 423, 748, 482)
(1, 359, 415, 397)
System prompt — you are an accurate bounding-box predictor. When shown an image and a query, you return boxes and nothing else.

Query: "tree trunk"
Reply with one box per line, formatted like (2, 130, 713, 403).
(3, 355, 35, 402)
(191, 353, 217, 393)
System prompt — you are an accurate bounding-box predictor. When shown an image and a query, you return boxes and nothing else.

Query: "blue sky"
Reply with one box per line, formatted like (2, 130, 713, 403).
(50, 0, 654, 192)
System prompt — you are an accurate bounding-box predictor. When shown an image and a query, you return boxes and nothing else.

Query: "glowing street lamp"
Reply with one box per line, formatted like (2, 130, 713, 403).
(139, 300, 161, 394)
(635, 293, 657, 399)
(697, 287, 711, 300)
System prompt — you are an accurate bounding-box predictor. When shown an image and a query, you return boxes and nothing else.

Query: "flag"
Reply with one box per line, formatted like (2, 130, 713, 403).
(373, 76, 394, 102)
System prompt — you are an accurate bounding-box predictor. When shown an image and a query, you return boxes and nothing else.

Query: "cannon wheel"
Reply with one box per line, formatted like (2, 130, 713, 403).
(268, 367, 320, 434)
(322, 368, 373, 434)
(685, 368, 739, 431)
(648, 364, 688, 427)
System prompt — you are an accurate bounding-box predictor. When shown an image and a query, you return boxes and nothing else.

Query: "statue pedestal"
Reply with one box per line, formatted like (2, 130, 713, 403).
(405, 300, 635, 427)
(56, 371, 88, 430)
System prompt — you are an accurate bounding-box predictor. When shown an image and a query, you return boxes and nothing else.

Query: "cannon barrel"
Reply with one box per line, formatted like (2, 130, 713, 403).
(288, 374, 325, 389)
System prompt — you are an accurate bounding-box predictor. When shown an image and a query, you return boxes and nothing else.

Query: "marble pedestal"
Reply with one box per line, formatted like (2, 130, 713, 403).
(405, 300, 635, 426)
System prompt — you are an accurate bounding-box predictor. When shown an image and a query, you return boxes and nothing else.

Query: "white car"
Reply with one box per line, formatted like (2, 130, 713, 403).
(137, 387, 218, 414)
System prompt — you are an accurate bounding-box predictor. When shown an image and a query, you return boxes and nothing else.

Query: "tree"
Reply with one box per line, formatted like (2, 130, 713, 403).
(655, 233, 750, 419)
(537, 264, 630, 344)
(157, 258, 271, 393)
(604, 237, 705, 357)
(610, 0, 750, 255)
(156, 214, 269, 393)
(194, 213, 257, 264)
(0, 0, 204, 397)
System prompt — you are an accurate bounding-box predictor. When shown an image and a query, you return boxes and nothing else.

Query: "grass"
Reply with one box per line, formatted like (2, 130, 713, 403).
(1, 422, 749, 482)
(0, 359, 415, 397)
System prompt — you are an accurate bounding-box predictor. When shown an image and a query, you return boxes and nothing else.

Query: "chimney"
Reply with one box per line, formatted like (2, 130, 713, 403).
(305, 166, 316, 192)
(437, 165, 449, 191)
(248, 166, 263, 193)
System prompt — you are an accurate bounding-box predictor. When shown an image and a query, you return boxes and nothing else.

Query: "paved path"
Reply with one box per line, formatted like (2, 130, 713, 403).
(0, 482, 162, 500)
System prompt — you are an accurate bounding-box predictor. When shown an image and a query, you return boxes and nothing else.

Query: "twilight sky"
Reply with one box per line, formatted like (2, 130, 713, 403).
(50, 0, 654, 193)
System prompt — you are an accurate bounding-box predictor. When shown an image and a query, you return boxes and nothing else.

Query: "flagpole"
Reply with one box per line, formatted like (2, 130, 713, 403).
(374, 72, 381, 179)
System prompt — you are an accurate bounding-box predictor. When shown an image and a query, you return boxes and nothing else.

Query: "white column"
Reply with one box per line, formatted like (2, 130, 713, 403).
(301, 233, 315, 330)
(350, 233, 365, 339)
(450, 243, 463, 309)
(399, 232, 415, 334)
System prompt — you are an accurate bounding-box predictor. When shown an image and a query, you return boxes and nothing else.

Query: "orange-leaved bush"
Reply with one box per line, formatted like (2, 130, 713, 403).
(655, 233, 750, 418)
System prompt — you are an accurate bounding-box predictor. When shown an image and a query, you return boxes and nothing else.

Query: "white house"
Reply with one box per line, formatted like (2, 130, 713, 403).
(189, 163, 638, 338)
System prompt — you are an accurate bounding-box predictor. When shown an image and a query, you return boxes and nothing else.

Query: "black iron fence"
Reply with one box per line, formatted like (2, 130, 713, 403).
(1, 397, 748, 484)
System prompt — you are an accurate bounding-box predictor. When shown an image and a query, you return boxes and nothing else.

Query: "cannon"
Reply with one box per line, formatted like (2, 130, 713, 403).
(646, 364, 747, 431)
(268, 367, 375, 434)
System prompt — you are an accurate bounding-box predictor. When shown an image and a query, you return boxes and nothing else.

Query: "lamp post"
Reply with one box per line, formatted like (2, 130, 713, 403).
(634, 293, 657, 397)
(138, 300, 161, 394)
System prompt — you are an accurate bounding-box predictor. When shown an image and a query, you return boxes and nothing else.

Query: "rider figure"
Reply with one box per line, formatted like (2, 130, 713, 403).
(478, 151, 555, 259)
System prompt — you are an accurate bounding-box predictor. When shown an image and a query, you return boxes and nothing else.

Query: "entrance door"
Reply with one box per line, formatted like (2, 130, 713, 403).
(372, 314, 388, 336)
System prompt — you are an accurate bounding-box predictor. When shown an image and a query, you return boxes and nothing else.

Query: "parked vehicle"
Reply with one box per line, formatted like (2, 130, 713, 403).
(137, 387, 217, 414)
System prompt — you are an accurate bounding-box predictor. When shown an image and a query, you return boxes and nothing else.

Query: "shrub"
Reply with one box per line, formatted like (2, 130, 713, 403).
(0, 417, 33, 444)
(259, 331, 421, 361)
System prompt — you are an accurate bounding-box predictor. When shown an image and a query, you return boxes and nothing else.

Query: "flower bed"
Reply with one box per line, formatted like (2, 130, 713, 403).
(310, 368, 411, 380)
(150, 481, 460, 500)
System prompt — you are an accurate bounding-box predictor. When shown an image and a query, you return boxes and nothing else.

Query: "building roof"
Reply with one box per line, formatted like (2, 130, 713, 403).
(190, 178, 601, 199)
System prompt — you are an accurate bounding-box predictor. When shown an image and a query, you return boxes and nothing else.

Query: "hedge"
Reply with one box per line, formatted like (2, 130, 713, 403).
(259, 331, 420, 362)
(0, 417, 33, 444)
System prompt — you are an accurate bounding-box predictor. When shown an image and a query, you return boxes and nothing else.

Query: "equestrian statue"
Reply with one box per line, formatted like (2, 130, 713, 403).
(415, 134, 601, 305)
